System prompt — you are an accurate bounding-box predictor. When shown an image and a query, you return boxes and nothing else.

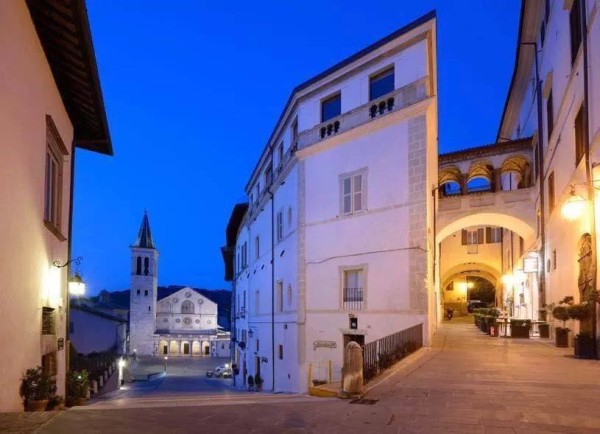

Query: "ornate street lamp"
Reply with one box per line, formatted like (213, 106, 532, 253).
(561, 186, 587, 220)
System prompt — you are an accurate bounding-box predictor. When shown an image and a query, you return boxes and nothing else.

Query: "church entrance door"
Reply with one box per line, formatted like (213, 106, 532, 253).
(183, 343, 190, 355)
(204, 345, 210, 355)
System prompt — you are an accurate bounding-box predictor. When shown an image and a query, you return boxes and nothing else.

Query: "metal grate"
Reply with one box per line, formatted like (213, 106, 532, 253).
(42, 307, 56, 335)
(349, 398, 379, 405)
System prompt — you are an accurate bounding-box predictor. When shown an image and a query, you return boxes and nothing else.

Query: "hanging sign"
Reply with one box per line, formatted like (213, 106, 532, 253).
(523, 256, 539, 273)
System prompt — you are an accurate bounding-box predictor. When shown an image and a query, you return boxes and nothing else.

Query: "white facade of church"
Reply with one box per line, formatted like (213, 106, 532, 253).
(129, 214, 229, 357)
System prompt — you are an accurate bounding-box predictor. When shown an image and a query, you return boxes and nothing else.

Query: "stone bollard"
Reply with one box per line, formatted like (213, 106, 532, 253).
(342, 341, 363, 397)
(92, 380, 98, 394)
(99, 376, 104, 388)
(86, 384, 91, 399)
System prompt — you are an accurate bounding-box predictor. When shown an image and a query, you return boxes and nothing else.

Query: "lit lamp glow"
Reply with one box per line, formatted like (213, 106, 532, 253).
(502, 274, 514, 286)
(561, 186, 586, 220)
(68, 272, 86, 296)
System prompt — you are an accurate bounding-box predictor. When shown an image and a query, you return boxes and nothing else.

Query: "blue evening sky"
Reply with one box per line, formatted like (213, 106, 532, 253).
(74, 1, 520, 295)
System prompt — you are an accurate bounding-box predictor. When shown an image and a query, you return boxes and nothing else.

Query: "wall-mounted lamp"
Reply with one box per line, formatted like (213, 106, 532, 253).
(561, 185, 587, 221)
(53, 256, 86, 295)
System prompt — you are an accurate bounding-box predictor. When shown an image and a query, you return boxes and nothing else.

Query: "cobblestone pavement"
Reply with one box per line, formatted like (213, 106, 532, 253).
(10, 320, 600, 433)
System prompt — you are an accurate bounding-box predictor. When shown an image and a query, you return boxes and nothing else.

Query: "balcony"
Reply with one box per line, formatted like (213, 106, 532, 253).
(299, 76, 430, 150)
(343, 287, 363, 311)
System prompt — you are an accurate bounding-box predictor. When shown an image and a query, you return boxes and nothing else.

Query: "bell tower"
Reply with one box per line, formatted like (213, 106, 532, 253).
(129, 212, 159, 355)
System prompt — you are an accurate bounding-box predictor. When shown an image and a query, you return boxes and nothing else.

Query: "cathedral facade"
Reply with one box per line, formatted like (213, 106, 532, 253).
(129, 213, 230, 357)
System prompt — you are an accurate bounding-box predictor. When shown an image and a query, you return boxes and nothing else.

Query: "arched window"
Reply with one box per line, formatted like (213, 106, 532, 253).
(144, 257, 150, 276)
(136, 257, 142, 275)
(181, 300, 195, 314)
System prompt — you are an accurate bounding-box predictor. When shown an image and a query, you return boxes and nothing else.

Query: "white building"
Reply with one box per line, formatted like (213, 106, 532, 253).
(129, 214, 230, 357)
(496, 0, 600, 340)
(0, 0, 112, 411)
(225, 12, 438, 393)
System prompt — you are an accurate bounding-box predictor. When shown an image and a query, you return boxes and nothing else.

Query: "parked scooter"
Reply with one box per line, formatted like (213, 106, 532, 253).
(446, 308, 454, 320)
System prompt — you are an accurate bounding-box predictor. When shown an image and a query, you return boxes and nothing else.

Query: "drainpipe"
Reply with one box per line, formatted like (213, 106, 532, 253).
(522, 41, 546, 320)
(268, 148, 276, 392)
(580, 0, 597, 358)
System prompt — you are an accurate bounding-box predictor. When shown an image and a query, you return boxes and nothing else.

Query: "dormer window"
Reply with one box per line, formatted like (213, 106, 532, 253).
(321, 93, 341, 122)
(369, 67, 394, 100)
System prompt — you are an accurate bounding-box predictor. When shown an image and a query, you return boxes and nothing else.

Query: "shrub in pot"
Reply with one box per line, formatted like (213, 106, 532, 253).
(47, 395, 65, 411)
(66, 370, 90, 407)
(510, 319, 531, 338)
(568, 302, 595, 359)
(20, 367, 56, 411)
(538, 322, 550, 338)
(552, 300, 572, 348)
(254, 373, 263, 391)
(247, 375, 254, 391)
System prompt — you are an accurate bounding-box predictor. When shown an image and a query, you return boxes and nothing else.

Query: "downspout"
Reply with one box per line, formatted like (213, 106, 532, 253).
(522, 41, 546, 319)
(431, 186, 438, 324)
(268, 148, 276, 392)
(66, 144, 76, 384)
(580, 0, 597, 358)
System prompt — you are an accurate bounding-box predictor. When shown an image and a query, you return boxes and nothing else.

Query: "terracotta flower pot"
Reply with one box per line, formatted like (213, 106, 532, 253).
(25, 399, 49, 412)
(555, 328, 569, 348)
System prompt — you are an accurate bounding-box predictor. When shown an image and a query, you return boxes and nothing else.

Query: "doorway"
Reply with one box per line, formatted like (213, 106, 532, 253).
(183, 342, 190, 355)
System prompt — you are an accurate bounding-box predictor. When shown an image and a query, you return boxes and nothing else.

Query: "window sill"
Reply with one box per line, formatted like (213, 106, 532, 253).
(44, 220, 67, 241)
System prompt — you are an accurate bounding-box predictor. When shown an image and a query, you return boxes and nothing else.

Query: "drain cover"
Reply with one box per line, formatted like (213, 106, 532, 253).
(349, 398, 379, 405)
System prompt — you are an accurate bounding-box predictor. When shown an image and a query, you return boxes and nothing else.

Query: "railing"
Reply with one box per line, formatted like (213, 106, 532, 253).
(362, 323, 423, 383)
(299, 76, 430, 150)
(69, 343, 118, 383)
(343, 287, 363, 311)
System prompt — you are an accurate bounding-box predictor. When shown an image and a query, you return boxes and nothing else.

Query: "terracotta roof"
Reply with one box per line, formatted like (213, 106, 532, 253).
(26, 0, 112, 155)
(439, 137, 533, 165)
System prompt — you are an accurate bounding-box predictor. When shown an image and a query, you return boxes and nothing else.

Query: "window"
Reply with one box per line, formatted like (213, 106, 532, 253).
(144, 257, 150, 275)
(541, 20, 546, 46)
(287, 284, 292, 306)
(321, 93, 341, 122)
(144, 290, 148, 296)
(369, 67, 394, 100)
(255, 290, 260, 315)
(255, 236, 260, 259)
(546, 90, 554, 140)
(264, 164, 273, 186)
(181, 300, 194, 314)
(486, 227, 502, 243)
(340, 171, 366, 215)
(278, 344, 283, 360)
(343, 269, 364, 310)
(553, 249, 557, 270)
(575, 106, 585, 165)
(462, 228, 483, 254)
(42, 352, 58, 377)
(291, 117, 298, 145)
(136, 289, 140, 295)
(276, 281, 283, 313)
(136, 257, 142, 275)
(243, 290, 246, 308)
(148, 306, 151, 312)
(42, 307, 55, 335)
(519, 237, 524, 257)
(548, 171, 555, 212)
(278, 142, 284, 166)
(569, 0, 582, 66)
(44, 116, 67, 235)
(276, 211, 283, 242)
(287, 207, 293, 227)
(256, 339, 260, 352)
(241, 242, 248, 268)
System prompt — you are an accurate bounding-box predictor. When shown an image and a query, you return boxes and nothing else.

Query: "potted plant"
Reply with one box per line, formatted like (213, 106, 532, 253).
(510, 319, 531, 338)
(568, 302, 595, 359)
(66, 370, 90, 407)
(247, 375, 254, 391)
(20, 367, 55, 411)
(538, 322, 550, 338)
(254, 373, 263, 391)
(47, 395, 65, 411)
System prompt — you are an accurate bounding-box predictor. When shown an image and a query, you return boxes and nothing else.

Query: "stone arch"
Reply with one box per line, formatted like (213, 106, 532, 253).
(466, 161, 494, 193)
(437, 212, 535, 243)
(202, 341, 210, 356)
(169, 340, 179, 355)
(181, 300, 195, 314)
(159, 340, 168, 356)
(439, 166, 462, 196)
(501, 155, 531, 189)
(192, 341, 201, 355)
(441, 263, 501, 290)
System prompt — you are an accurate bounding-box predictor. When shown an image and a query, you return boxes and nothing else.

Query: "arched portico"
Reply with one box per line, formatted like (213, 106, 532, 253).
(437, 211, 535, 243)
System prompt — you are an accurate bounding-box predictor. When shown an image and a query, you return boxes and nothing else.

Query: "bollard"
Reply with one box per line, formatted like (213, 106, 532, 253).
(99, 376, 104, 388)
(92, 380, 98, 394)
(86, 385, 91, 399)
(342, 341, 363, 397)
